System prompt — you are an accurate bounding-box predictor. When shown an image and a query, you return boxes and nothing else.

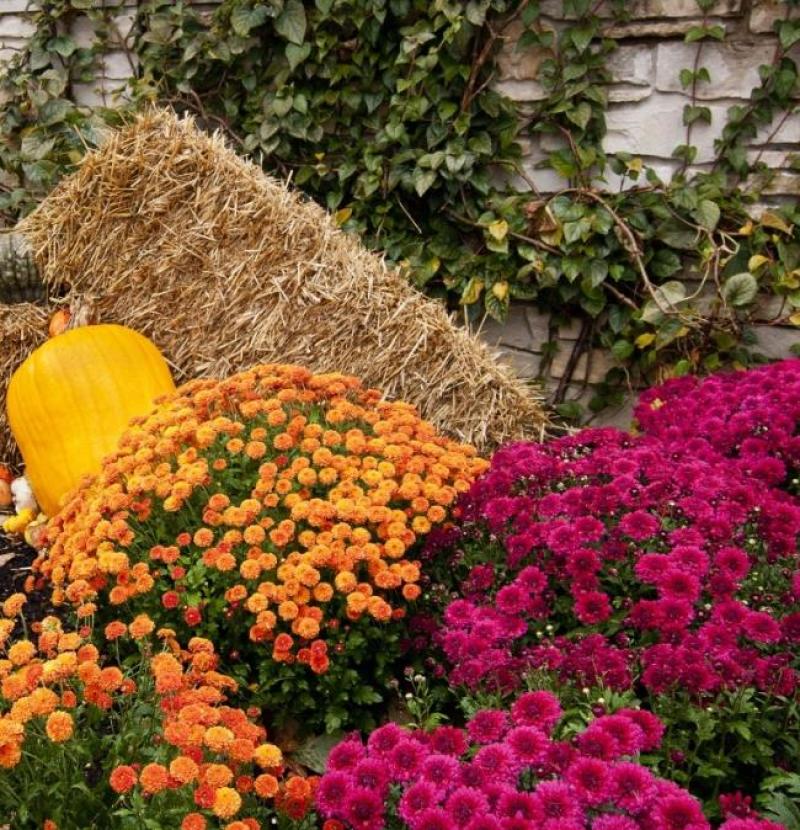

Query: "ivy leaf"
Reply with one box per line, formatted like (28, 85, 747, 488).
(640, 281, 687, 324)
(611, 339, 634, 360)
(230, 5, 269, 37)
(566, 102, 592, 131)
(760, 211, 792, 235)
(285, 42, 311, 70)
(413, 168, 436, 197)
(694, 199, 720, 231)
(487, 219, 508, 241)
(722, 272, 758, 307)
(48, 36, 77, 58)
(460, 276, 484, 305)
(466, 0, 491, 25)
(275, 0, 307, 45)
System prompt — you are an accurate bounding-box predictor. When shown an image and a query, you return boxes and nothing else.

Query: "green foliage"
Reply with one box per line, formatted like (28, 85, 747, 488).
(0, 0, 799, 413)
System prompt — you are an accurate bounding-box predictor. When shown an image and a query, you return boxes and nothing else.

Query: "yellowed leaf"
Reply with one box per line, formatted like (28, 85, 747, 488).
(492, 281, 509, 301)
(760, 211, 792, 235)
(748, 254, 770, 271)
(487, 219, 509, 241)
(334, 207, 352, 226)
(635, 332, 656, 348)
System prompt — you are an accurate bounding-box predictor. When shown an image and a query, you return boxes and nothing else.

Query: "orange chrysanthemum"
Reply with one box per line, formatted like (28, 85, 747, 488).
(212, 786, 242, 819)
(109, 765, 138, 793)
(139, 762, 170, 794)
(45, 711, 73, 743)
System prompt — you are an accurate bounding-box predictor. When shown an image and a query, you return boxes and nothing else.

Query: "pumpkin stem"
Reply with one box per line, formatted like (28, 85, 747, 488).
(0, 233, 45, 305)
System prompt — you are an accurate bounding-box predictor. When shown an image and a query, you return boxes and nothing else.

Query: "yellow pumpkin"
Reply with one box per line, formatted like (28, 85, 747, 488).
(6, 324, 175, 516)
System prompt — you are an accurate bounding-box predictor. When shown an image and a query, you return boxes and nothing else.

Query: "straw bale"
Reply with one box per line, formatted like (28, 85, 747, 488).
(7, 109, 546, 462)
(0, 303, 50, 463)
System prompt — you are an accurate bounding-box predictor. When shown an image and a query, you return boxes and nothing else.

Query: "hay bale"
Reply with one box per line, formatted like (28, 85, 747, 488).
(0, 303, 50, 463)
(10, 109, 545, 460)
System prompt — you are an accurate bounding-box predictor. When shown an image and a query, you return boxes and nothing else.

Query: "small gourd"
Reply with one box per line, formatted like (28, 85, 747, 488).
(6, 324, 175, 516)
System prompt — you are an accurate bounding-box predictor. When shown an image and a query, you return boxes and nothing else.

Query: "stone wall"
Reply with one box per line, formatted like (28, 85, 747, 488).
(496, 0, 800, 198)
(1, 1, 798, 425)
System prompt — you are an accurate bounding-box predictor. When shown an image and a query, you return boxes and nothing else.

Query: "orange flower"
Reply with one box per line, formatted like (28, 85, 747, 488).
(109, 765, 137, 793)
(169, 755, 200, 784)
(181, 814, 207, 830)
(128, 614, 155, 639)
(212, 786, 242, 819)
(253, 743, 283, 769)
(2, 593, 26, 618)
(254, 773, 279, 798)
(204, 763, 234, 788)
(7, 641, 35, 667)
(204, 725, 235, 753)
(45, 711, 73, 743)
(139, 762, 170, 794)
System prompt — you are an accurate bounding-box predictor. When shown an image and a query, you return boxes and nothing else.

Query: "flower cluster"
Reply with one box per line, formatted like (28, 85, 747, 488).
(635, 359, 800, 490)
(428, 427, 800, 696)
(316, 692, 780, 830)
(0, 597, 134, 769)
(109, 622, 317, 828)
(37, 364, 486, 726)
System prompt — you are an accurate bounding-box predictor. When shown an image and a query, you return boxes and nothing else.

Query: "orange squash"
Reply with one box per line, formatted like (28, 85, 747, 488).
(6, 324, 175, 516)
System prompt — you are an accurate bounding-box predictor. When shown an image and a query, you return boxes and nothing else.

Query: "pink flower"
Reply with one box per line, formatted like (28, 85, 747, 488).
(510, 691, 562, 733)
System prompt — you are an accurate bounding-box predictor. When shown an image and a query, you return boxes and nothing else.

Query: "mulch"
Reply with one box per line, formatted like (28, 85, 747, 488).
(0, 528, 56, 624)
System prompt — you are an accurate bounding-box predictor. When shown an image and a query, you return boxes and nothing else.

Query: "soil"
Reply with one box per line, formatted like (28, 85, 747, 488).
(0, 528, 57, 625)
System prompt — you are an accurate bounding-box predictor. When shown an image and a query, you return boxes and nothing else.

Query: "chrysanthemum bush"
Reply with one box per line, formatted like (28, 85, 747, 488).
(311, 689, 783, 830)
(420, 425, 800, 810)
(35, 364, 487, 732)
(0, 593, 314, 829)
(635, 359, 800, 495)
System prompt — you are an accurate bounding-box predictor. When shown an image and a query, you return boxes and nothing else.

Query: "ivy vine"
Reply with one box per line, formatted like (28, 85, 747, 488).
(1, 0, 799, 417)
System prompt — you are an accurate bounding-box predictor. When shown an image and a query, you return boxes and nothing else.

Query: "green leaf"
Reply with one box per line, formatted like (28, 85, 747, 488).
(230, 5, 269, 37)
(291, 732, 344, 774)
(48, 36, 77, 58)
(640, 281, 687, 323)
(566, 102, 592, 131)
(611, 339, 634, 360)
(275, 0, 307, 45)
(413, 168, 436, 197)
(285, 42, 311, 70)
(722, 272, 758, 307)
(694, 199, 721, 231)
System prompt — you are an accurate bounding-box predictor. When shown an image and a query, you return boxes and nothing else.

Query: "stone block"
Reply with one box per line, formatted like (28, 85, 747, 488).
(750, 323, 799, 360)
(0, 15, 35, 39)
(541, 0, 740, 18)
(750, 0, 800, 33)
(0, 2, 36, 12)
(494, 78, 548, 103)
(101, 49, 136, 80)
(608, 43, 656, 86)
(608, 84, 654, 103)
(655, 39, 775, 99)
(494, 345, 544, 380)
(479, 304, 539, 352)
(604, 18, 729, 39)
(551, 345, 615, 384)
(496, 20, 548, 82)
(604, 93, 733, 163)
(753, 110, 800, 144)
